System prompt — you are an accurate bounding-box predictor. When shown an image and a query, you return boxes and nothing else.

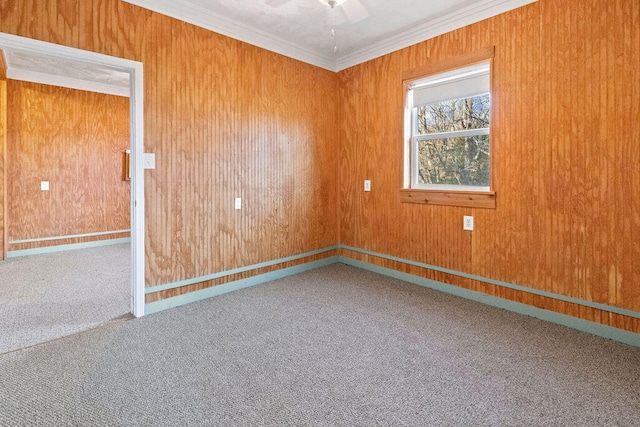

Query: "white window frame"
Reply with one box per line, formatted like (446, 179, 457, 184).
(407, 62, 491, 192)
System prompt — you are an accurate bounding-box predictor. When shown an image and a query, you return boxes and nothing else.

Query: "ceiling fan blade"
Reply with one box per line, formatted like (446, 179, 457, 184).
(340, 0, 369, 23)
(265, 0, 293, 7)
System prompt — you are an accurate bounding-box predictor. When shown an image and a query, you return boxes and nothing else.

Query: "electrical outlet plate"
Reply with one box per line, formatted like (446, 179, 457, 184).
(41, 181, 49, 191)
(234, 197, 242, 210)
(463, 215, 474, 231)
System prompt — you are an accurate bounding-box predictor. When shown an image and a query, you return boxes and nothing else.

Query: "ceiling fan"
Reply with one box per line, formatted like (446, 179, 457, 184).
(265, 0, 369, 24)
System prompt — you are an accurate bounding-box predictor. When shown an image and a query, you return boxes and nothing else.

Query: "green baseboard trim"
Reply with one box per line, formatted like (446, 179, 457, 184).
(339, 245, 640, 320)
(6, 238, 131, 258)
(339, 256, 640, 349)
(140, 241, 639, 347)
(145, 245, 340, 294)
(9, 229, 130, 244)
(144, 256, 339, 315)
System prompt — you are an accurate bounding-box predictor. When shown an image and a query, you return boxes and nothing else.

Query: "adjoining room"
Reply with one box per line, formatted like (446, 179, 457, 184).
(0, 69, 133, 352)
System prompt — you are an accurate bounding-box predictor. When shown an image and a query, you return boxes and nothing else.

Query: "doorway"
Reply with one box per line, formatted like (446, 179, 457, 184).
(0, 33, 145, 322)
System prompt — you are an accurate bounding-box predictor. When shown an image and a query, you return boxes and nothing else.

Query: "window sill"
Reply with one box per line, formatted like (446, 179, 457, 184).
(399, 189, 496, 209)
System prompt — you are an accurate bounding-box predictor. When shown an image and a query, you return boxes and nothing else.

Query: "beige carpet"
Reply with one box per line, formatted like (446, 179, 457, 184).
(0, 243, 131, 354)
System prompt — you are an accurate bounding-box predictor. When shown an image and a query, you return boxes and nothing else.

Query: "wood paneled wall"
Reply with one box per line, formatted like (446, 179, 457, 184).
(0, 53, 6, 259)
(338, 0, 640, 333)
(0, 0, 339, 293)
(6, 81, 130, 250)
(3, 0, 636, 334)
(142, 24, 339, 288)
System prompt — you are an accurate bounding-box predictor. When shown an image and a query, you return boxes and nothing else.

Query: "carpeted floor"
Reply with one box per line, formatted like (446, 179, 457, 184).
(0, 243, 131, 354)
(1, 263, 639, 426)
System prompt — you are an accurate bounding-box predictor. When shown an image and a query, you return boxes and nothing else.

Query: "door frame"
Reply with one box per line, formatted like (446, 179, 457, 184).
(0, 32, 145, 317)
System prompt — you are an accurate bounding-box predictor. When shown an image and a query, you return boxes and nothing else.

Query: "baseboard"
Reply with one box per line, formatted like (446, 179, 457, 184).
(144, 243, 640, 348)
(144, 256, 339, 315)
(339, 245, 640, 320)
(339, 256, 640, 349)
(145, 245, 341, 294)
(8, 229, 131, 245)
(6, 238, 131, 258)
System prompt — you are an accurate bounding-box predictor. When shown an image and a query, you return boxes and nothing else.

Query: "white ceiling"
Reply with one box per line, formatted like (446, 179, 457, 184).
(2, 0, 537, 95)
(123, 0, 537, 71)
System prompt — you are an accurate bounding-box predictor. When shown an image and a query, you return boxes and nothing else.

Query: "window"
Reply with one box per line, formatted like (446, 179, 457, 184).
(401, 48, 496, 209)
(410, 63, 490, 190)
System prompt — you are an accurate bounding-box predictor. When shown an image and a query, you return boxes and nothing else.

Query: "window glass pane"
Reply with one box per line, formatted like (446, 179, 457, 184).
(417, 134, 490, 187)
(416, 94, 490, 135)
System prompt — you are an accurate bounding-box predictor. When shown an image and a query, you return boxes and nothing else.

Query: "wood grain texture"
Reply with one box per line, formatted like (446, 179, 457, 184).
(399, 189, 496, 209)
(3, 0, 638, 335)
(338, 0, 640, 333)
(0, 53, 6, 260)
(0, 0, 340, 297)
(139, 17, 339, 291)
(401, 46, 495, 81)
(6, 81, 130, 250)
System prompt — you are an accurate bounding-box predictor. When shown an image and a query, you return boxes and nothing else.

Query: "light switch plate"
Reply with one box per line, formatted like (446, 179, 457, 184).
(143, 153, 156, 169)
(364, 180, 371, 192)
(234, 197, 242, 210)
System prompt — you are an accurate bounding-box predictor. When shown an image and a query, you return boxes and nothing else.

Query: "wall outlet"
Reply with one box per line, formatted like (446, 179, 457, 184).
(364, 180, 371, 192)
(234, 197, 242, 210)
(463, 215, 474, 231)
(41, 181, 49, 191)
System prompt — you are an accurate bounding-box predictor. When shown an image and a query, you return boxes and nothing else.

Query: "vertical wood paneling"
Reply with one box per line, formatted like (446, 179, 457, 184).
(3, 0, 638, 333)
(135, 16, 340, 287)
(614, 0, 640, 312)
(338, 0, 640, 333)
(0, 52, 6, 259)
(0, 0, 339, 292)
(6, 81, 130, 248)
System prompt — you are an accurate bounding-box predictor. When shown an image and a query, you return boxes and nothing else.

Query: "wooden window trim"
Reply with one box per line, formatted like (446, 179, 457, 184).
(399, 189, 496, 209)
(402, 46, 495, 82)
(401, 47, 496, 209)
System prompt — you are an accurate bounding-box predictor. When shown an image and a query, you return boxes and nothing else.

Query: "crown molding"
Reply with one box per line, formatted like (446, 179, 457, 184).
(335, 0, 538, 71)
(123, 0, 538, 73)
(122, 0, 337, 71)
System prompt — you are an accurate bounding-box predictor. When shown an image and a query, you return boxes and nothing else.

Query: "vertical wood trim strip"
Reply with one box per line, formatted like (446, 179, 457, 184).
(0, 50, 6, 260)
